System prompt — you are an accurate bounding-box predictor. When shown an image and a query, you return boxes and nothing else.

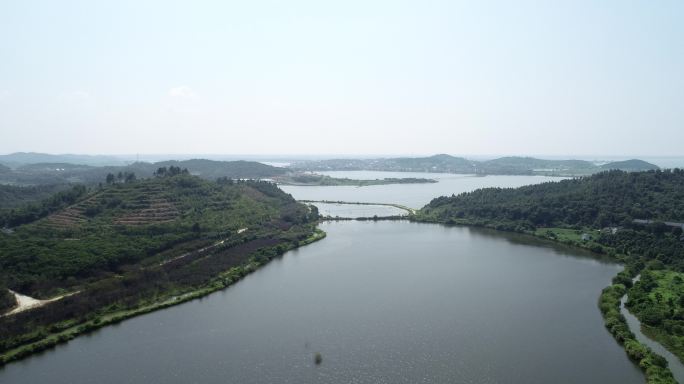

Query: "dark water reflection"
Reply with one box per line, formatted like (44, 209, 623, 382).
(0, 222, 643, 384)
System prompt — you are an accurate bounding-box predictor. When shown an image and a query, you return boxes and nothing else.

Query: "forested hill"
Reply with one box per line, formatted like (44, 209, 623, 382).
(0, 174, 316, 296)
(599, 159, 658, 171)
(0, 159, 286, 186)
(418, 169, 684, 230)
(290, 154, 660, 176)
(0, 152, 124, 167)
(0, 174, 321, 357)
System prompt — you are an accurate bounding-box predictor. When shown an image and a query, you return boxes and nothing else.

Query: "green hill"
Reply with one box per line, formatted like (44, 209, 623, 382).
(0, 174, 319, 360)
(383, 154, 476, 172)
(0, 174, 314, 296)
(0, 152, 124, 167)
(417, 169, 684, 272)
(290, 154, 475, 173)
(0, 184, 73, 210)
(139, 159, 286, 179)
(0, 159, 287, 186)
(419, 169, 684, 230)
(478, 157, 596, 174)
(601, 159, 660, 171)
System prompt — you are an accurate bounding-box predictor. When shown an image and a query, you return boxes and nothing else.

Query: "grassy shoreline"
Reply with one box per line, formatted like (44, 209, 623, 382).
(627, 269, 684, 365)
(599, 283, 675, 383)
(642, 325, 684, 365)
(0, 228, 327, 366)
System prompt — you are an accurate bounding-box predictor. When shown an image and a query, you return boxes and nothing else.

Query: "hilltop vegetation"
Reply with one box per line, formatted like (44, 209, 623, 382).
(0, 159, 287, 186)
(419, 169, 684, 230)
(600, 159, 660, 172)
(291, 154, 660, 176)
(0, 174, 314, 296)
(418, 169, 684, 269)
(1, 185, 89, 228)
(0, 173, 320, 362)
(0, 184, 73, 210)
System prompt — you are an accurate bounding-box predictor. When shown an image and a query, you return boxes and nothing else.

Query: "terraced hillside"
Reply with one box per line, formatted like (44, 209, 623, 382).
(41, 184, 180, 229)
(0, 174, 320, 362)
(0, 175, 317, 296)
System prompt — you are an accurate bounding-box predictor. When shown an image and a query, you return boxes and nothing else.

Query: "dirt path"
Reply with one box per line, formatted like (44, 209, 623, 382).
(3, 227, 251, 316)
(158, 228, 249, 266)
(2, 290, 77, 317)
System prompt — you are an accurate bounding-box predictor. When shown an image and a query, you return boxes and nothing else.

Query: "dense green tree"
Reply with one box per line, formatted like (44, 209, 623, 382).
(0, 175, 313, 295)
(0, 288, 15, 313)
(421, 169, 684, 229)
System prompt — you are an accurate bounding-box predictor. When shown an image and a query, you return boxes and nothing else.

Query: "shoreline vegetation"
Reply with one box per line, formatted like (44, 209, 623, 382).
(414, 169, 684, 384)
(301, 195, 681, 383)
(626, 269, 684, 365)
(600, 277, 676, 383)
(0, 173, 324, 366)
(3, 168, 682, 384)
(410, 215, 678, 383)
(274, 173, 437, 187)
(0, 228, 327, 366)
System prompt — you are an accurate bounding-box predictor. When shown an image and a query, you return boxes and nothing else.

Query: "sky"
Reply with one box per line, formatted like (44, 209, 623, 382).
(0, 0, 682, 156)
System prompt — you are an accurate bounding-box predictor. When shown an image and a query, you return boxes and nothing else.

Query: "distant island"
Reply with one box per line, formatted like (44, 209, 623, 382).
(273, 173, 437, 186)
(289, 154, 660, 176)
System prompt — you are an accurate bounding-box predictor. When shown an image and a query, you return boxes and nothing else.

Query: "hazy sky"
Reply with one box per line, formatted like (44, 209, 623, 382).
(1, 0, 682, 156)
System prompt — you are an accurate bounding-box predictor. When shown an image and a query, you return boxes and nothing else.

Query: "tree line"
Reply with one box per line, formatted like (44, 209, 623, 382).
(0, 185, 88, 227)
(420, 169, 684, 230)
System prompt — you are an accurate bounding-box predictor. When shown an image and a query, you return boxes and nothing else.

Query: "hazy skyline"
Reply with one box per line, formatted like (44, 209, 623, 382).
(1, 0, 682, 156)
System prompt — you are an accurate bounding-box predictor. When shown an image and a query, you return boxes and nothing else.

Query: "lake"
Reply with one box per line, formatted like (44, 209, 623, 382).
(0, 174, 645, 383)
(309, 202, 408, 218)
(281, 171, 566, 209)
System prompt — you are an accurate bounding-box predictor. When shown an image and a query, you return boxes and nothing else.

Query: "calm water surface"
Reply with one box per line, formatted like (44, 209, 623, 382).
(0, 175, 645, 383)
(310, 202, 406, 218)
(0, 222, 642, 384)
(281, 171, 566, 209)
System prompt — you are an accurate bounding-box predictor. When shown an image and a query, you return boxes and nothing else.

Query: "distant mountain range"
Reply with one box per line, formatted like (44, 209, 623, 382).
(0, 159, 286, 186)
(290, 154, 660, 176)
(0, 152, 127, 167)
(0, 153, 663, 185)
